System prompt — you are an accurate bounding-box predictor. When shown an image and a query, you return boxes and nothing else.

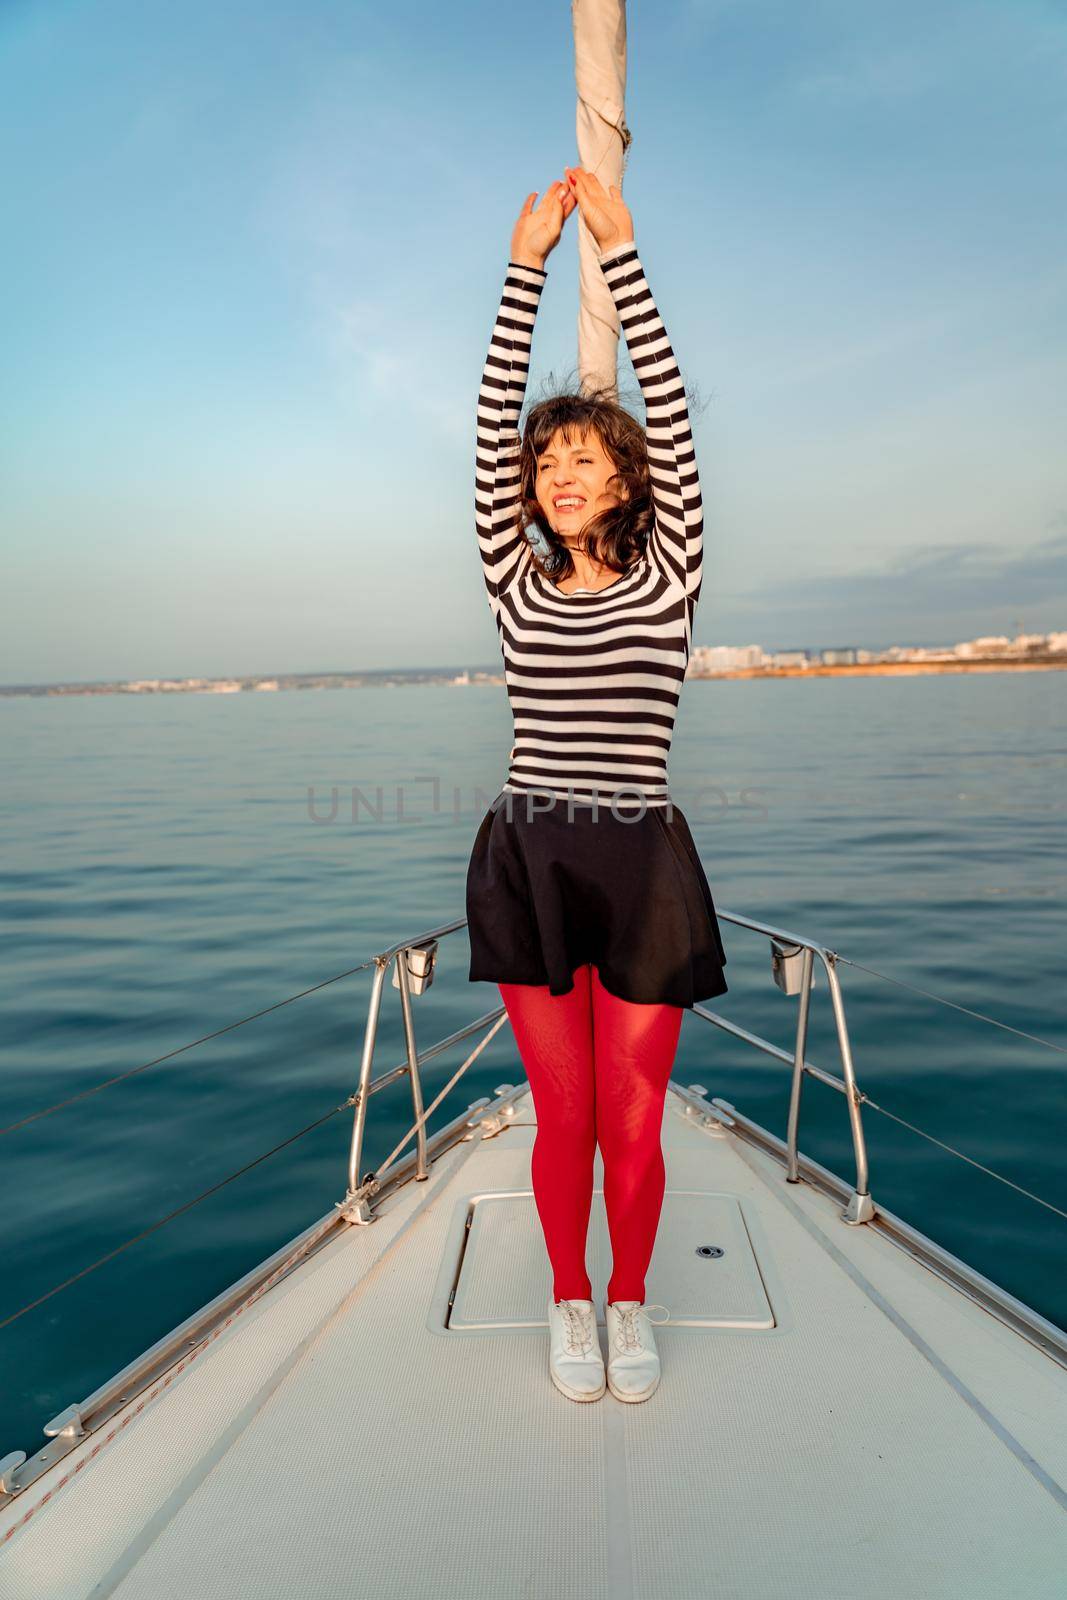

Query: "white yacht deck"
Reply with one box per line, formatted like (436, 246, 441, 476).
(2, 1081, 1064, 1598)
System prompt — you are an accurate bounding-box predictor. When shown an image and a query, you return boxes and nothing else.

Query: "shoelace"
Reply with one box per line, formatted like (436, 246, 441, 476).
(610, 1301, 671, 1354)
(558, 1299, 596, 1357)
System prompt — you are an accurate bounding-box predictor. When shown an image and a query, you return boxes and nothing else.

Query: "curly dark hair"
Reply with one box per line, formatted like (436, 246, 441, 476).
(517, 372, 653, 583)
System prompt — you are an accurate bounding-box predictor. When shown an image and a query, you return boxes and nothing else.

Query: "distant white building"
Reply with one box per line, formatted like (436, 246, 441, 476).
(688, 644, 768, 674)
(820, 648, 857, 665)
(955, 636, 1012, 658)
(1046, 632, 1067, 653)
(770, 651, 810, 668)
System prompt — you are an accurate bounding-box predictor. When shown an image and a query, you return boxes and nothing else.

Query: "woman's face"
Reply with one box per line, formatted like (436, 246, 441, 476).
(534, 426, 625, 542)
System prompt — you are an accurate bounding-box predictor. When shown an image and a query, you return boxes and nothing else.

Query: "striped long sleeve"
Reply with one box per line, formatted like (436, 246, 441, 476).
(598, 239, 704, 605)
(474, 259, 547, 618)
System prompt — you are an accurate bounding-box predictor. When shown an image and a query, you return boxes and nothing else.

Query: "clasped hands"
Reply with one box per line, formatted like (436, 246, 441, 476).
(511, 166, 634, 271)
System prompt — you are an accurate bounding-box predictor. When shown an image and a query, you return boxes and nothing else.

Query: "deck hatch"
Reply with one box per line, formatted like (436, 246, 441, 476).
(449, 1190, 775, 1330)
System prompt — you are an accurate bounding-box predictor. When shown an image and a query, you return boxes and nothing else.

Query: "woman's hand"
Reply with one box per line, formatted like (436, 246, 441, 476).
(510, 181, 577, 270)
(564, 166, 634, 253)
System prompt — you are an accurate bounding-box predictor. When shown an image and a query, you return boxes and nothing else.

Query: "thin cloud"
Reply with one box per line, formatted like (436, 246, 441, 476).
(727, 527, 1067, 616)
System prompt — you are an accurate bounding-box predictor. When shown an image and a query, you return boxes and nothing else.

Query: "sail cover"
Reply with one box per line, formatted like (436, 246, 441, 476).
(572, 0, 631, 396)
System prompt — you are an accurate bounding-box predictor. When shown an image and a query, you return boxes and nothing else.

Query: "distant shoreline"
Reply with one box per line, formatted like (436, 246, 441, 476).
(2, 655, 1065, 698)
(692, 657, 1067, 680)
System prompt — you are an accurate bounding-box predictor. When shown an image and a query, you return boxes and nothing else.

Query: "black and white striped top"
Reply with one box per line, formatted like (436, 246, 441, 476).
(474, 239, 703, 810)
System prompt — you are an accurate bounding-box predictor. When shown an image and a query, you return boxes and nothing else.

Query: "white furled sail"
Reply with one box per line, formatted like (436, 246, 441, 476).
(572, 0, 631, 396)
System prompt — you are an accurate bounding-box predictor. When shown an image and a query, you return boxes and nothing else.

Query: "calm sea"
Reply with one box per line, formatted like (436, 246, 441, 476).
(2, 672, 1065, 1452)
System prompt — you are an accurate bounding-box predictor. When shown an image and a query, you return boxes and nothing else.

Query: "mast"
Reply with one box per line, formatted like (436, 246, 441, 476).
(572, 0, 631, 397)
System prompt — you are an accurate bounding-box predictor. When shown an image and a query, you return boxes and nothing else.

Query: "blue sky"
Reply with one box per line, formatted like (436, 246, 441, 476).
(2, 0, 1065, 682)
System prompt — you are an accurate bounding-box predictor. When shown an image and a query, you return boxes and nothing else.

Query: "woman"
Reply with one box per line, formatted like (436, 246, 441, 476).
(466, 167, 729, 1404)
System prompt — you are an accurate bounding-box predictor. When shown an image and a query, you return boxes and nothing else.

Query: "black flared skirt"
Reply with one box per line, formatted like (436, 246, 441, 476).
(465, 790, 729, 1009)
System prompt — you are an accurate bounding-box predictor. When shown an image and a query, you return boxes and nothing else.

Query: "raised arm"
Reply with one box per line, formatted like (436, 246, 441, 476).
(474, 182, 576, 620)
(474, 258, 548, 616)
(598, 239, 703, 602)
(564, 165, 703, 604)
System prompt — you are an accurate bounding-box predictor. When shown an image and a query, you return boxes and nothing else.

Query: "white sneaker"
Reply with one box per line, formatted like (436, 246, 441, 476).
(547, 1298, 606, 1402)
(605, 1300, 670, 1402)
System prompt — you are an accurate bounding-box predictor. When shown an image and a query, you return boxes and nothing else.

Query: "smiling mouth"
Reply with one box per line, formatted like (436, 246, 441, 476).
(553, 498, 586, 511)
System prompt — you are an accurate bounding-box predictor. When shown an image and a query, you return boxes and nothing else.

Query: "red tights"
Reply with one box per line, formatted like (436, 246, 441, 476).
(498, 964, 683, 1305)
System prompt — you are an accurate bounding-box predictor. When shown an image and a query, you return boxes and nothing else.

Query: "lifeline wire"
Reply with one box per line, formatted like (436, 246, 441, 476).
(10, 952, 1062, 1143)
(837, 955, 1067, 1058)
(0, 1010, 511, 1332)
(0, 958, 377, 1138)
(860, 1093, 1067, 1222)
(0, 1098, 352, 1332)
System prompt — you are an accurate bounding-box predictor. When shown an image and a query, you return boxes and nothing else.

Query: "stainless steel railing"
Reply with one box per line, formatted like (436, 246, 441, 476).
(341, 915, 511, 1219)
(338, 908, 879, 1231)
(686, 912, 876, 1224)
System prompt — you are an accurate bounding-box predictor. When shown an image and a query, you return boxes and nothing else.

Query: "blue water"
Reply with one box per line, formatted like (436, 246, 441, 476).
(2, 673, 1065, 1452)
